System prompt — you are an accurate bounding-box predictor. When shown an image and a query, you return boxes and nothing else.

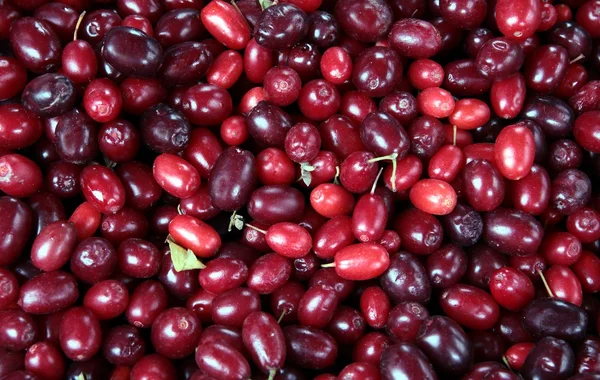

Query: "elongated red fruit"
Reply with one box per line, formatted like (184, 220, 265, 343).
(168, 214, 221, 258)
(332, 243, 390, 280)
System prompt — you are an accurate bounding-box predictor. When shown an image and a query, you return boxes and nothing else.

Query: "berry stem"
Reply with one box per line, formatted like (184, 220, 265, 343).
(245, 223, 267, 234)
(73, 11, 86, 41)
(538, 269, 554, 298)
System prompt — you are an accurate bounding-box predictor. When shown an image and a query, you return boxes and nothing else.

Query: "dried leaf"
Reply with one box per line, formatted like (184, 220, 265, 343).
(168, 239, 205, 271)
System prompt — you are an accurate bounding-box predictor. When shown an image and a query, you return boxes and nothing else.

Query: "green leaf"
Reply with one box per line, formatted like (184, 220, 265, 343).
(168, 239, 205, 271)
(75, 373, 86, 380)
(259, 0, 276, 10)
(228, 212, 245, 232)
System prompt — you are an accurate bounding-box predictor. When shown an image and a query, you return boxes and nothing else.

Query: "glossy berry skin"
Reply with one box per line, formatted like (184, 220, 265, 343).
(54, 109, 99, 165)
(102, 325, 146, 366)
(339, 151, 378, 194)
(573, 111, 600, 153)
(195, 341, 251, 379)
(321, 47, 352, 85)
(394, 208, 443, 255)
(383, 154, 423, 192)
(298, 79, 341, 121)
(496, 0, 541, 40)
(440, 284, 500, 330)
(352, 47, 403, 98)
(83, 280, 129, 320)
(200, 1, 250, 49)
(151, 307, 201, 359)
(483, 208, 543, 256)
(566, 207, 600, 243)
(83, 79, 123, 123)
(0, 56, 27, 101)
(332, 243, 390, 281)
(18, 271, 78, 315)
(360, 111, 410, 159)
(428, 145, 464, 182)
(209, 147, 256, 211)
(489, 267, 535, 311)
(126, 281, 168, 328)
(410, 179, 457, 215)
(540, 231, 582, 266)
(310, 183, 355, 218)
(495, 124, 536, 180)
(168, 214, 221, 258)
(9, 17, 62, 74)
(254, 3, 308, 50)
(70, 237, 117, 284)
(61, 40, 98, 84)
(211, 288, 261, 328)
(284, 123, 321, 163)
(283, 325, 338, 369)
(360, 286, 391, 329)
(207, 50, 244, 89)
(21, 73, 76, 118)
(313, 216, 354, 259)
(476, 38, 525, 79)
(380, 252, 431, 304)
(335, 0, 393, 43)
(247, 253, 291, 294)
(352, 193, 387, 243)
(152, 153, 200, 199)
(380, 343, 437, 380)
(98, 120, 141, 163)
(505, 342, 534, 371)
(520, 337, 575, 380)
(297, 284, 338, 328)
(416, 316, 473, 376)
(24, 340, 64, 380)
(199, 258, 248, 294)
(572, 251, 600, 293)
(242, 311, 286, 374)
(80, 165, 126, 214)
(338, 362, 380, 380)
(522, 298, 587, 342)
(462, 159, 505, 212)
(0, 104, 43, 150)
(130, 354, 177, 380)
(389, 18, 442, 59)
(31, 221, 77, 272)
(159, 42, 213, 87)
(386, 302, 430, 342)
(102, 26, 163, 78)
(59, 307, 102, 362)
(0, 268, 19, 309)
(0, 309, 37, 351)
(545, 265, 583, 306)
(550, 169, 591, 215)
(491, 73, 526, 119)
(0, 154, 43, 198)
(265, 222, 312, 259)
(426, 244, 468, 288)
(417, 87, 455, 119)
(511, 164, 551, 216)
